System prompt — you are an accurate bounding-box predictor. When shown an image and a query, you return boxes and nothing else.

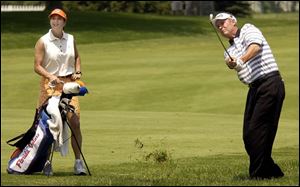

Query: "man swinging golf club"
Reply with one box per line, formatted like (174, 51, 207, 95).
(210, 12, 285, 179)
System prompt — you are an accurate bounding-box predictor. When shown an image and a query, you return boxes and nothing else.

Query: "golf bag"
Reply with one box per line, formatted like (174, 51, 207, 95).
(6, 100, 54, 174)
(6, 80, 89, 175)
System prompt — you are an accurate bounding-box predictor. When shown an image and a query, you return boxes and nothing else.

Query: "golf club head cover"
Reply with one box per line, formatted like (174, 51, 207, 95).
(63, 82, 80, 94)
(62, 81, 88, 96)
(76, 80, 88, 96)
(78, 86, 88, 96)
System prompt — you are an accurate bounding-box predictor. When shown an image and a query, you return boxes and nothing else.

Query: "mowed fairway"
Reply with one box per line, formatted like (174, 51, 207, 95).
(1, 12, 298, 185)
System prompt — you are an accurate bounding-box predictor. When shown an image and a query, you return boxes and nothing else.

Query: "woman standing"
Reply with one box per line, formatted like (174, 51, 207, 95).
(34, 8, 86, 175)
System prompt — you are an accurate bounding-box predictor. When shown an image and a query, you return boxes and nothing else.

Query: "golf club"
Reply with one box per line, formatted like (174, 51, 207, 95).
(59, 96, 92, 176)
(209, 13, 233, 61)
(45, 143, 54, 177)
(64, 116, 92, 176)
(48, 81, 92, 176)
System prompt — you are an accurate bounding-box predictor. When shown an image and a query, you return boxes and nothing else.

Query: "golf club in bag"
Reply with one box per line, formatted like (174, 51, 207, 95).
(58, 82, 91, 176)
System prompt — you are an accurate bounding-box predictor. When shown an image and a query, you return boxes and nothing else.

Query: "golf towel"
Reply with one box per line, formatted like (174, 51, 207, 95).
(46, 96, 69, 156)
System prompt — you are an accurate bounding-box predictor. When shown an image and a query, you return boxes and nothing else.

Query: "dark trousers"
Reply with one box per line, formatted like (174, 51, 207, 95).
(243, 72, 285, 179)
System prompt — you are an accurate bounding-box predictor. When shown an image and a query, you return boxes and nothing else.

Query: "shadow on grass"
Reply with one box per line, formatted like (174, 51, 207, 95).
(233, 173, 252, 181)
(19, 171, 90, 177)
(233, 173, 286, 182)
(1, 11, 207, 35)
(51, 172, 91, 177)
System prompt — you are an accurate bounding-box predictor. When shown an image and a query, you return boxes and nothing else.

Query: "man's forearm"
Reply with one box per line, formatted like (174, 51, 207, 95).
(240, 43, 261, 63)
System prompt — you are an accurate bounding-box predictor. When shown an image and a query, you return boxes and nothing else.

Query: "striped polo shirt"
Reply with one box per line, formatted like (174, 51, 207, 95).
(225, 23, 279, 85)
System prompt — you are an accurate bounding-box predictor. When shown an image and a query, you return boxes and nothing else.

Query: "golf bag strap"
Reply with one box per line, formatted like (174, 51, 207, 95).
(6, 108, 40, 147)
(6, 133, 26, 146)
(6, 97, 50, 147)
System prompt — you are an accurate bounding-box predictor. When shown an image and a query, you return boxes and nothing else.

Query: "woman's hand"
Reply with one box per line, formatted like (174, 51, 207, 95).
(48, 75, 62, 87)
(72, 72, 81, 80)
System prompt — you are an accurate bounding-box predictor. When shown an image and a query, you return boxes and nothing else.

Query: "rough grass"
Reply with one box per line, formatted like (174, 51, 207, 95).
(1, 145, 298, 186)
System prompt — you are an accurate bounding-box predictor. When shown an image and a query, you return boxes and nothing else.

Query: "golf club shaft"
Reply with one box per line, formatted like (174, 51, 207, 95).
(50, 143, 54, 163)
(209, 21, 233, 61)
(65, 119, 92, 176)
(47, 143, 54, 177)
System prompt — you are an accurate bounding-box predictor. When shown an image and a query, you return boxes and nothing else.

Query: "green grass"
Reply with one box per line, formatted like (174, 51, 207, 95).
(1, 110, 298, 186)
(1, 146, 298, 186)
(1, 11, 299, 186)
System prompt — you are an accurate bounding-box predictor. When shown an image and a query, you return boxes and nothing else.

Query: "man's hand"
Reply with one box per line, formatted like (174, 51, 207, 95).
(225, 57, 244, 71)
(225, 57, 237, 69)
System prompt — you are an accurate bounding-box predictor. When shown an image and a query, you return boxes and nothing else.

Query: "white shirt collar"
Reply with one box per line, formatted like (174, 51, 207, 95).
(49, 29, 67, 41)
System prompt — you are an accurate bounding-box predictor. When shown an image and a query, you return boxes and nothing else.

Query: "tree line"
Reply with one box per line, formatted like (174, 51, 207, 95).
(1, 1, 298, 17)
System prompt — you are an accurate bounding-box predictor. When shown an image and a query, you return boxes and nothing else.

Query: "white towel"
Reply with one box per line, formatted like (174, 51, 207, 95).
(46, 96, 69, 156)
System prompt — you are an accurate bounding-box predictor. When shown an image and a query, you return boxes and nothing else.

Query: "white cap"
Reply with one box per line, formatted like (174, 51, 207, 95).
(212, 12, 237, 27)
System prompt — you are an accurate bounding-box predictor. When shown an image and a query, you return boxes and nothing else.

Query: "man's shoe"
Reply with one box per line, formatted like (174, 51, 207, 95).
(74, 159, 87, 175)
(43, 160, 53, 176)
